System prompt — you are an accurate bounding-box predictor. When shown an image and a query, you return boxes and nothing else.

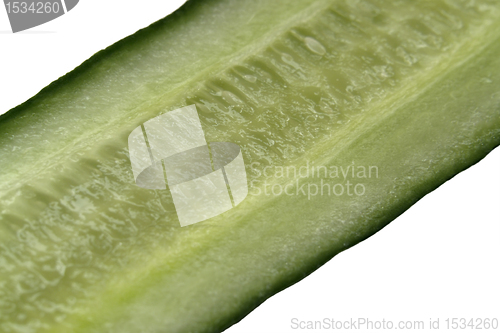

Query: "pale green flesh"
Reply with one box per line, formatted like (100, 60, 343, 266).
(0, 0, 500, 332)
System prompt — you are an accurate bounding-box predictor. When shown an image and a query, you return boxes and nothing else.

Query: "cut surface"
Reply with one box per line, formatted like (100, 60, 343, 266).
(0, 0, 499, 332)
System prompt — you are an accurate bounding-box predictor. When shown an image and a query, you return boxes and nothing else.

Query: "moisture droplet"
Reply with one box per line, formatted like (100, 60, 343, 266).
(243, 75, 257, 83)
(304, 37, 326, 56)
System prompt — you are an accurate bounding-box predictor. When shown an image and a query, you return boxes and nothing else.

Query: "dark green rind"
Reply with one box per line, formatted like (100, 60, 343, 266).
(0, 0, 499, 332)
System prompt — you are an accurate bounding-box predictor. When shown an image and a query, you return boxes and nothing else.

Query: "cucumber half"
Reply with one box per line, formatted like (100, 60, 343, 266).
(0, 0, 499, 332)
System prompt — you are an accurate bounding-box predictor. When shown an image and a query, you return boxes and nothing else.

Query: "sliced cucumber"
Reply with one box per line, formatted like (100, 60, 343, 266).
(0, 0, 499, 332)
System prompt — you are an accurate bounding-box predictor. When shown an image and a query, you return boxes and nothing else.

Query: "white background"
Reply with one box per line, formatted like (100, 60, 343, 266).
(1, 1, 499, 332)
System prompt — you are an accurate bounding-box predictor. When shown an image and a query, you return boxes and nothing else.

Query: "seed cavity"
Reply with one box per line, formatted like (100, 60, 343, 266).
(243, 75, 257, 83)
(221, 91, 242, 104)
(304, 37, 326, 55)
(281, 54, 294, 64)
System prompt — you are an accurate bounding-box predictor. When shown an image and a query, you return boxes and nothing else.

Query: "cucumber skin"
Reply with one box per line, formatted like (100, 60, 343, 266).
(0, 0, 499, 332)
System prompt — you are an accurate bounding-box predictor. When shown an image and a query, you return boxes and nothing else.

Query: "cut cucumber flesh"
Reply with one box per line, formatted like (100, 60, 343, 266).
(1, 0, 499, 332)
